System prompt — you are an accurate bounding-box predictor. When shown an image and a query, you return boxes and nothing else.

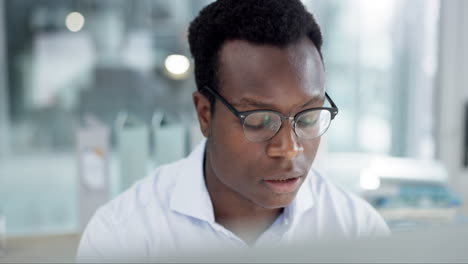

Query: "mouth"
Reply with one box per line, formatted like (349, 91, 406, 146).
(263, 176, 302, 194)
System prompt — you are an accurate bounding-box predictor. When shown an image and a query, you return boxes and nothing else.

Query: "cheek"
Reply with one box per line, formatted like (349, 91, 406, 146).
(211, 117, 244, 153)
(211, 117, 245, 161)
(209, 117, 263, 182)
(303, 137, 321, 163)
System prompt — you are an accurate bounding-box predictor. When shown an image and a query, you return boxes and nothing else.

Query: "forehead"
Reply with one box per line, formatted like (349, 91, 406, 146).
(217, 38, 325, 107)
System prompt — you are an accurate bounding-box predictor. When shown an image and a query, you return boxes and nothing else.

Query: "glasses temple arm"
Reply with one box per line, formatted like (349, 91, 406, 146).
(202, 86, 242, 117)
(325, 92, 339, 119)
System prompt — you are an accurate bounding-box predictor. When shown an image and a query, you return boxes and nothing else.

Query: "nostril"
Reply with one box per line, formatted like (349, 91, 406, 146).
(266, 142, 304, 159)
(286, 147, 303, 159)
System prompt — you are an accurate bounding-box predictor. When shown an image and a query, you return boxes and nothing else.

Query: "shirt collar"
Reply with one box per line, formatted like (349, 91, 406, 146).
(170, 139, 216, 223)
(169, 139, 315, 225)
(283, 171, 315, 225)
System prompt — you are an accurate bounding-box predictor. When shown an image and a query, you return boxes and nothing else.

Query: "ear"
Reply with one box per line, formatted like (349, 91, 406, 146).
(192, 91, 212, 137)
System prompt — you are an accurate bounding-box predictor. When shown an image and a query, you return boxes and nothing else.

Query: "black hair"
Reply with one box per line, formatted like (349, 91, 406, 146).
(188, 0, 323, 109)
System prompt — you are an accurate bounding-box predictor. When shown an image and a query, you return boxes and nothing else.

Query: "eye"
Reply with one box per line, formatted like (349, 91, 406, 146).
(296, 112, 320, 128)
(244, 112, 277, 130)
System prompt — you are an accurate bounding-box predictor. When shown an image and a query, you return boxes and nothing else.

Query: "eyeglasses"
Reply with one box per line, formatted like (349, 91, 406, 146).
(202, 86, 339, 142)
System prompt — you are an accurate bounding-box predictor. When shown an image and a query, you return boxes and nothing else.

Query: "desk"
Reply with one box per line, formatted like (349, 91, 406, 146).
(0, 233, 80, 263)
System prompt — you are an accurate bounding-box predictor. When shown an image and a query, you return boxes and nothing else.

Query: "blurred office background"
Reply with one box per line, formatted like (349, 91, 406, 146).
(0, 0, 468, 262)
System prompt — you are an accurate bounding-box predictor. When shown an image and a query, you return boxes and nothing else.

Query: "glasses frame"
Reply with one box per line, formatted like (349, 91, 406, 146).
(202, 86, 339, 141)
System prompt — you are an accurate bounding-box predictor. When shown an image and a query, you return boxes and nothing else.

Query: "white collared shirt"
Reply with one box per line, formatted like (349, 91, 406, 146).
(77, 140, 389, 262)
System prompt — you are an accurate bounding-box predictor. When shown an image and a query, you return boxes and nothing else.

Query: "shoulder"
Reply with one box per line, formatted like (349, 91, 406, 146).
(77, 158, 187, 261)
(102, 158, 187, 225)
(308, 169, 390, 237)
(309, 169, 371, 212)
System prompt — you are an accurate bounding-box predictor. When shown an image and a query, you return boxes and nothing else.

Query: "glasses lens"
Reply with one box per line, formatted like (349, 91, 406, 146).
(295, 110, 331, 139)
(243, 112, 281, 142)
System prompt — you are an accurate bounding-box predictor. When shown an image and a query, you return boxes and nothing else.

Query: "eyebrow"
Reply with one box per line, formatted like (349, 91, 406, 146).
(233, 98, 276, 109)
(233, 95, 325, 110)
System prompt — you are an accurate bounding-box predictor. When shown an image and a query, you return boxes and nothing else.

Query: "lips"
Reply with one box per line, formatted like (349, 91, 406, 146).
(266, 176, 299, 181)
(263, 176, 302, 194)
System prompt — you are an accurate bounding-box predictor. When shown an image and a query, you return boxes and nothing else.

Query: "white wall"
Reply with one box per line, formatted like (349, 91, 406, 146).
(436, 0, 468, 213)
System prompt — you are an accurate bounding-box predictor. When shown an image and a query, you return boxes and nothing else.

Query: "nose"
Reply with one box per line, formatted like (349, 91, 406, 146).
(266, 120, 304, 159)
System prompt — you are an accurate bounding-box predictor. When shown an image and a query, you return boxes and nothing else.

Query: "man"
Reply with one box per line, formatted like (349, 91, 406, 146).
(77, 0, 389, 261)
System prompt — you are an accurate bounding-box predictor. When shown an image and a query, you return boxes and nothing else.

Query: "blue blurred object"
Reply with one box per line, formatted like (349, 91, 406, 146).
(322, 153, 465, 232)
(365, 183, 464, 231)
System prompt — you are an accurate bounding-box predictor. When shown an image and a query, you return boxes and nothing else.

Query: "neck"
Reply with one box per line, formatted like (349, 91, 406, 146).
(204, 147, 283, 245)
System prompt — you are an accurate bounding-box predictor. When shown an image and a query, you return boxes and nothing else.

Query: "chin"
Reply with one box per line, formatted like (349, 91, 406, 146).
(253, 193, 296, 209)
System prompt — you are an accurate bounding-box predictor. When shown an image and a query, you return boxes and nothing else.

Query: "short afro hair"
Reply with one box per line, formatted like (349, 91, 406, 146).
(188, 0, 323, 108)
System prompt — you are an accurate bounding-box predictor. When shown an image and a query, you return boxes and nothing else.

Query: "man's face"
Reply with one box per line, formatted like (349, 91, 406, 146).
(194, 37, 325, 209)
